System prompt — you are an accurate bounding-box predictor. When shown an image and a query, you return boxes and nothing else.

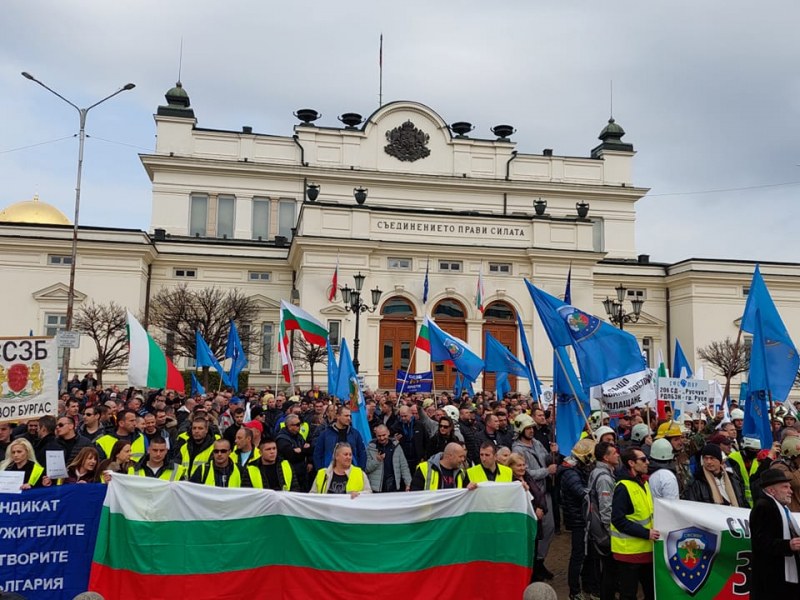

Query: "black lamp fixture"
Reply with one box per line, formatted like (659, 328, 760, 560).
(341, 272, 382, 373)
(306, 183, 320, 202)
(602, 283, 644, 330)
(354, 187, 368, 205)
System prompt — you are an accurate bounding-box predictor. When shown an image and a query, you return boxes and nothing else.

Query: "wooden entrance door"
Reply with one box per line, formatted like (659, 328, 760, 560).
(432, 299, 467, 392)
(378, 297, 417, 390)
(483, 301, 518, 393)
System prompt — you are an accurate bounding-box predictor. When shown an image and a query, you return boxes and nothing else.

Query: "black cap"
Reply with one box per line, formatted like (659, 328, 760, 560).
(760, 468, 792, 488)
(701, 444, 723, 462)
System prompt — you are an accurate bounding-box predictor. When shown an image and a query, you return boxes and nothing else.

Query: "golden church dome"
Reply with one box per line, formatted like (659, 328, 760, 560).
(0, 196, 71, 225)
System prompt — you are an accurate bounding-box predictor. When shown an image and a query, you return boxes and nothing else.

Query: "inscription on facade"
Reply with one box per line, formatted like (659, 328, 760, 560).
(375, 218, 527, 239)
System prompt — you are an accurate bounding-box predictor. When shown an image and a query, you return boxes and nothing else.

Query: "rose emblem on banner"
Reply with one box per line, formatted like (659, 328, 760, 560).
(0, 362, 43, 398)
(665, 526, 720, 595)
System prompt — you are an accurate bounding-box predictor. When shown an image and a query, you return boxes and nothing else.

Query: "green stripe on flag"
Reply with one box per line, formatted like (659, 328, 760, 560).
(146, 334, 167, 387)
(93, 509, 534, 575)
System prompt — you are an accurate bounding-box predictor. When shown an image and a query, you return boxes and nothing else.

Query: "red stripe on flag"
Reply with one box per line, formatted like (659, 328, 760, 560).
(165, 356, 185, 392)
(90, 561, 531, 600)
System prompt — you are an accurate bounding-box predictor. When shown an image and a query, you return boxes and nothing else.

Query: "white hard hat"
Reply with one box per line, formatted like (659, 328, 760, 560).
(443, 405, 459, 422)
(731, 409, 745, 420)
(631, 423, 651, 442)
(650, 438, 675, 461)
(741, 437, 762, 451)
(594, 426, 616, 441)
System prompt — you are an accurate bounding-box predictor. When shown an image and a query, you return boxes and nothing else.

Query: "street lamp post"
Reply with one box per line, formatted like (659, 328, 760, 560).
(21, 72, 135, 392)
(602, 283, 644, 330)
(341, 272, 382, 373)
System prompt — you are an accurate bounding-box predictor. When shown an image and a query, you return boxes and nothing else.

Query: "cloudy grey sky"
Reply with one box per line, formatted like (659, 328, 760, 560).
(2, 1, 798, 264)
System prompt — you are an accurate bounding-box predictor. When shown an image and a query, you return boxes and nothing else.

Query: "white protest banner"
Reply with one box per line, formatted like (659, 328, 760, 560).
(0, 471, 25, 493)
(657, 377, 711, 415)
(46, 450, 68, 479)
(590, 369, 657, 415)
(0, 336, 58, 422)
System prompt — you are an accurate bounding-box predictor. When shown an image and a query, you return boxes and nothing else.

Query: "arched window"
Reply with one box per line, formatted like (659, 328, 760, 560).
(484, 301, 515, 321)
(433, 298, 466, 319)
(381, 297, 415, 317)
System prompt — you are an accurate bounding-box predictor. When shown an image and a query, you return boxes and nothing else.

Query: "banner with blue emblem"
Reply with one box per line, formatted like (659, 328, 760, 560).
(395, 370, 433, 393)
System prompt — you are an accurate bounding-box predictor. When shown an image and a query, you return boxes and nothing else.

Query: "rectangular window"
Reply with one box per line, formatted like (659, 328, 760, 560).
(328, 320, 341, 348)
(383, 341, 394, 370)
(190, 193, 208, 237)
(642, 336, 653, 368)
(248, 271, 272, 281)
(45, 313, 68, 363)
(438, 260, 462, 272)
(217, 195, 235, 239)
(743, 286, 750, 297)
(278, 199, 296, 239)
(261, 323, 274, 371)
(388, 257, 412, 271)
(174, 268, 197, 278)
(626, 288, 647, 300)
(48, 255, 73, 266)
(252, 198, 270, 240)
(592, 217, 605, 252)
(489, 262, 511, 274)
(240, 323, 252, 354)
(400, 341, 411, 371)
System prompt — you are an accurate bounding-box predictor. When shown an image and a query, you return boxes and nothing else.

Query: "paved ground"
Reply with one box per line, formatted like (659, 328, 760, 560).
(543, 530, 572, 598)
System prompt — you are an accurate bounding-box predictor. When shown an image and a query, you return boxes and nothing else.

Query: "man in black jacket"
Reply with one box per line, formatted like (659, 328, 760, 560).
(749, 468, 800, 599)
(683, 444, 747, 508)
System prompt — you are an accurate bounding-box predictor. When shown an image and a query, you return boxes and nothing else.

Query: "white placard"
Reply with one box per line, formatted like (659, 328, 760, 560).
(0, 470, 25, 493)
(590, 369, 658, 414)
(46, 450, 68, 479)
(56, 330, 81, 348)
(657, 377, 711, 405)
(0, 337, 59, 421)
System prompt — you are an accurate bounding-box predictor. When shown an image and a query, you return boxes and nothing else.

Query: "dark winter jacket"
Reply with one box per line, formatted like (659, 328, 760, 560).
(682, 468, 748, 508)
(557, 458, 591, 530)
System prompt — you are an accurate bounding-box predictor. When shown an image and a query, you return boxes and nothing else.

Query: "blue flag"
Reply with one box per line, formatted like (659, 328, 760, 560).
(335, 339, 372, 443)
(225, 320, 248, 392)
(743, 310, 774, 448)
(740, 265, 799, 402)
(190, 372, 206, 396)
(195, 330, 232, 387)
(427, 318, 484, 382)
(484, 332, 529, 377)
(453, 372, 475, 399)
(422, 260, 430, 304)
(526, 280, 646, 389)
(327, 341, 339, 395)
(496, 371, 511, 400)
(517, 313, 542, 397)
(673, 339, 693, 379)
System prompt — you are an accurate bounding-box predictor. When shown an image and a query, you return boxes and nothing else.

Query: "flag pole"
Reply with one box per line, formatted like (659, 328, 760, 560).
(553, 347, 593, 436)
(378, 33, 383, 107)
(398, 344, 418, 399)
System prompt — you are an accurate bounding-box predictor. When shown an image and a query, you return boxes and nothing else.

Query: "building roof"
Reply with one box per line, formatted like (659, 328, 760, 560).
(0, 195, 70, 225)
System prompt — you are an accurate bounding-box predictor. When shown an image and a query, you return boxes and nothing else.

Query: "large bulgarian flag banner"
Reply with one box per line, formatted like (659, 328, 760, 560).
(90, 475, 536, 600)
(654, 498, 800, 598)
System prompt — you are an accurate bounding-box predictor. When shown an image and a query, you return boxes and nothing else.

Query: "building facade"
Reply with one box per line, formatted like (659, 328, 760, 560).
(1, 82, 798, 397)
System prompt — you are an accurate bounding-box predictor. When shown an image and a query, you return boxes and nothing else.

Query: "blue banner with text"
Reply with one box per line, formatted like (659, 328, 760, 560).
(396, 370, 433, 393)
(0, 484, 106, 599)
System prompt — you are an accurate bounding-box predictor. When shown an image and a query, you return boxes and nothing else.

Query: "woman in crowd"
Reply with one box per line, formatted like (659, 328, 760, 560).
(97, 440, 132, 483)
(63, 447, 100, 484)
(0, 438, 51, 489)
(311, 442, 371, 495)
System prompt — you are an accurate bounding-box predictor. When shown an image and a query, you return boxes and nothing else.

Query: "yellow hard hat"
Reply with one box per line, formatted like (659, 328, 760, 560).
(655, 421, 682, 439)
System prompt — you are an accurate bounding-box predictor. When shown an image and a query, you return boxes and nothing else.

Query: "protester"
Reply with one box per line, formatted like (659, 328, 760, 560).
(129, 437, 183, 480)
(467, 441, 513, 483)
(611, 448, 658, 600)
(0, 438, 51, 489)
(683, 444, 747, 507)
(770, 437, 800, 511)
(311, 442, 370, 494)
(411, 442, 475, 491)
(587, 441, 618, 600)
(0, 421, 12, 461)
(244, 438, 298, 491)
(313, 406, 366, 470)
(56, 416, 92, 465)
(276, 413, 313, 491)
(727, 437, 765, 505)
(365, 425, 412, 492)
(176, 416, 216, 479)
(97, 440, 132, 482)
(749, 468, 800, 598)
(189, 439, 242, 488)
(62, 447, 100, 484)
(648, 438, 679, 500)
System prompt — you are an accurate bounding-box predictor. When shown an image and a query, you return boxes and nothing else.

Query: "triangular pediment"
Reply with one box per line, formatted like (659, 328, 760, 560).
(631, 310, 663, 327)
(320, 305, 348, 316)
(249, 294, 282, 310)
(32, 282, 87, 303)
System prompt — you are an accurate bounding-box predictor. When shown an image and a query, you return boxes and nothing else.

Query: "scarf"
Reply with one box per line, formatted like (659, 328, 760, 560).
(769, 494, 799, 583)
(703, 467, 738, 507)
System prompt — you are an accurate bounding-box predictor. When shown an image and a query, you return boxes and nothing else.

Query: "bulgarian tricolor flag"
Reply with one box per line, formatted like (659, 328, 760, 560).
(656, 347, 669, 420)
(328, 256, 339, 302)
(126, 312, 184, 392)
(415, 316, 431, 353)
(279, 301, 328, 382)
(90, 475, 537, 600)
(476, 265, 485, 313)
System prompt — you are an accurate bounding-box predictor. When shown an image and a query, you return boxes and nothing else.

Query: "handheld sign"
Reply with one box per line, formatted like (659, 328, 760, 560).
(0, 336, 58, 422)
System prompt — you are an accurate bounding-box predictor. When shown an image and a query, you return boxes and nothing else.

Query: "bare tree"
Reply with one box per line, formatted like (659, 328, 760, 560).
(148, 285, 261, 387)
(697, 337, 750, 400)
(73, 301, 129, 386)
(293, 337, 327, 388)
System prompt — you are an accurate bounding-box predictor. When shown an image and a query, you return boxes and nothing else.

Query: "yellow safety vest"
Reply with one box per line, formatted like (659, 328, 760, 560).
(467, 463, 513, 483)
(231, 446, 261, 467)
(314, 466, 366, 493)
(96, 433, 145, 461)
(201, 464, 242, 488)
(28, 463, 44, 487)
(179, 442, 215, 478)
(129, 463, 184, 482)
(610, 479, 654, 556)
(246, 461, 294, 491)
(280, 421, 309, 440)
(416, 462, 466, 490)
(728, 451, 759, 505)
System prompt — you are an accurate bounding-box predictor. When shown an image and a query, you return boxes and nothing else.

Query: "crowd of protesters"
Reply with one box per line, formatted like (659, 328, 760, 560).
(2, 371, 800, 599)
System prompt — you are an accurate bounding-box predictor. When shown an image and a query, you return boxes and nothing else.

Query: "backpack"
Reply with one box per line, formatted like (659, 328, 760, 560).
(584, 473, 612, 556)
